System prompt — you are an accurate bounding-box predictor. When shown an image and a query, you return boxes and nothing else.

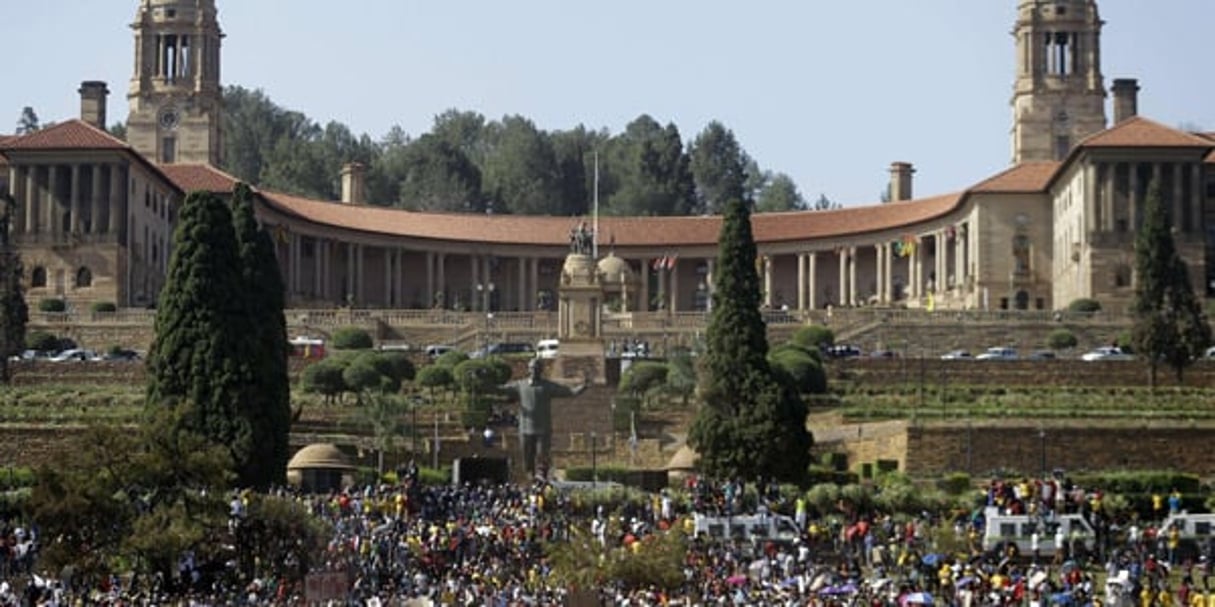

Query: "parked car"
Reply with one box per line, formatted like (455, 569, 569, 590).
(424, 344, 456, 360)
(1080, 346, 1134, 361)
(823, 345, 862, 359)
(535, 339, 559, 359)
(102, 349, 141, 362)
(940, 349, 972, 360)
(49, 349, 101, 362)
(976, 347, 1018, 361)
(1027, 350, 1057, 361)
(471, 342, 534, 359)
(869, 349, 899, 359)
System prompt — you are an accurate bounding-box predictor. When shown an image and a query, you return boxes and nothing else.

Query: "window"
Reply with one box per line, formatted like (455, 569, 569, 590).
(1114, 264, 1132, 288)
(1054, 135, 1071, 160)
(30, 267, 47, 288)
(75, 267, 93, 288)
(161, 137, 176, 163)
(1013, 235, 1032, 274)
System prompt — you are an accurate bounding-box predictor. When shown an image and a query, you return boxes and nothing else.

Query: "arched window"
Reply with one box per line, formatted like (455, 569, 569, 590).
(76, 267, 93, 289)
(30, 266, 47, 288)
(1015, 290, 1030, 311)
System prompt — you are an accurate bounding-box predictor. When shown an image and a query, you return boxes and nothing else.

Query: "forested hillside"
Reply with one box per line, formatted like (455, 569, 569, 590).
(218, 86, 834, 216)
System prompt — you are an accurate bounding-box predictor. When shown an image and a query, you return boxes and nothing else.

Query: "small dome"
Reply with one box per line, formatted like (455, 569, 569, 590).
(287, 443, 355, 471)
(665, 444, 699, 471)
(597, 253, 635, 285)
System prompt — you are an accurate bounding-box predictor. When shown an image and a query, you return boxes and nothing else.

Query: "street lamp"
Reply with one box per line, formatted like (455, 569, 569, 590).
(1038, 428, 1047, 479)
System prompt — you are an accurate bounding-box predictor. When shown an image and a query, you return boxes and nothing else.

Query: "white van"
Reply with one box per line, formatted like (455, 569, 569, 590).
(1160, 512, 1215, 560)
(692, 513, 802, 543)
(982, 507, 1095, 557)
(536, 339, 559, 359)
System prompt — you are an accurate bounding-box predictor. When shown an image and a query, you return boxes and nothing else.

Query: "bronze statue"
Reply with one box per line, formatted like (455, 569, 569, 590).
(569, 222, 593, 256)
(501, 358, 587, 479)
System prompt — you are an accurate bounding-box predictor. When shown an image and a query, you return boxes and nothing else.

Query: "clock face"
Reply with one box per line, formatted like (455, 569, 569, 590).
(158, 107, 180, 130)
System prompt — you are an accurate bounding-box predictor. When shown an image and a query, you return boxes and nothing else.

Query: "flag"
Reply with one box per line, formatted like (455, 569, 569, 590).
(652, 257, 666, 271)
(926, 292, 935, 312)
(665, 255, 678, 270)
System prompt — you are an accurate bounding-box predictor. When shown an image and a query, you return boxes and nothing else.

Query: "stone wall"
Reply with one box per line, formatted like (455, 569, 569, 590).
(832, 358, 1215, 388)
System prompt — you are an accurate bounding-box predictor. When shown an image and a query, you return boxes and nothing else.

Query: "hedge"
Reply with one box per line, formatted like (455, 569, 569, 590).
(90, 301, 118, 313)
(331, 327, 374, 350)
(38, 299, 66, 313)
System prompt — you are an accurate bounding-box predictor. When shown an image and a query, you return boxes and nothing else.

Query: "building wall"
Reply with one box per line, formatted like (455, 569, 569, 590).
(973, 193, 1054, 310)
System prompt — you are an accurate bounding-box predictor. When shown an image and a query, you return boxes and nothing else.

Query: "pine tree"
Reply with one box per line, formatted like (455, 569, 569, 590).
(0, 195, 28, 384)
(146, 191, 257, 483)
(688, 196, 812, 483)
(231, 183, 292, 488)
(1130, 178, 1211, 386)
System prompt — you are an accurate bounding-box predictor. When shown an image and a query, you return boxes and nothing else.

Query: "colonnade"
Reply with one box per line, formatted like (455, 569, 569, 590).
(277, 221, 971, 313)
(1090, 161, 1204, 235)
(7, 163, 126, 238)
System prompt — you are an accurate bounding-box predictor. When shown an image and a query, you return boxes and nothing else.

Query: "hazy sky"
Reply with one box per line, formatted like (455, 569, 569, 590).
(6, 1, 1212, 206)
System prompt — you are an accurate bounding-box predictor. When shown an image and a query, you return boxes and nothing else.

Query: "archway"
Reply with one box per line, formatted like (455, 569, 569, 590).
(1014, 290, 1030, 311)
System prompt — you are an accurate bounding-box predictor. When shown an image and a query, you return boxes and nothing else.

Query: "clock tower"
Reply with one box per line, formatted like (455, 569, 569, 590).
(126, 0, 223, 166)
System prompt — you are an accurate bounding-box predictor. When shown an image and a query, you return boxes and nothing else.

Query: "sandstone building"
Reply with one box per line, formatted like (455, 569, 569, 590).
(2, 0, 1213, 317)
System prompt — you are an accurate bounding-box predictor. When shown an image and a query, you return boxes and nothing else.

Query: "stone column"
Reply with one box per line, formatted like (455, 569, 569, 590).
(706, 258, 716, 312)
(1086, 164, 1099, 234)
(529, 257, 539, 311)
(669, 262, 680, 312)
(517, 257, 527, 311)
(847, 247, 858, 306)
(109, 164, 124, 235)
(837, 250, 847, 307)
(470, 254, 480, 310)
(24, 167, 37, 233)
(313, 238, 324, 299)
(953, 229, 964, 292)
(395, 249, 405, 307)
(483, 255, 494, 311)
(89, 165, 103, 234)
(384, 247, 394, 307)
(640, 258, 650, 312)
(797, 253, 807, 312)
(763, 255, 773, 308)
(937, 231, 947, 294)
(1128, 163, 1139, 231)
(1172, 163, 1184, 232)
(1192, 164, 1204, 238)
(907, 242, 919, 300)
(436, 253, 447, 308)
(344, 243, 355, 303)
(872, 245, 883, 304)
(355, 244, 365, 304)
(69, 165, 81, 234)
(807, 252, 818, 310)
(425, 252, 435, 307)
(883, 244, 894, 303)
(46, 165, 60, 234)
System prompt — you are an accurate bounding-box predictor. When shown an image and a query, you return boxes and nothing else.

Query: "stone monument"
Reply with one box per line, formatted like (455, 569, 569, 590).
(556, 223, 607, 384)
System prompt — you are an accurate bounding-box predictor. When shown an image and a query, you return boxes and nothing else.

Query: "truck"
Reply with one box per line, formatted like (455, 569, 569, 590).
(692, 512, 803, 543)
(981, 507, 1096, 558)
(1160, 512, 1215, 561)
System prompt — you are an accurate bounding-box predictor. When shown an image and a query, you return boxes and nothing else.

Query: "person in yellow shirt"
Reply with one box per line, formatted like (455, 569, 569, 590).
(1141, 586, 1156, 607)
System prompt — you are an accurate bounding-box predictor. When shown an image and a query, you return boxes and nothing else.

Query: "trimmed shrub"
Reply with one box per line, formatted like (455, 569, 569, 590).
(1046, 329, 1078, 350)
(89, 301, 117, 313)
(38, 299, 66, 313)
(24, 331, 59, 352)
(769, 348, 828, 394)
(434, 350, 470, 368)
(1068, 298, 1102, 313)
(331, 326, 374, 350)
(791, 325, 834, 350)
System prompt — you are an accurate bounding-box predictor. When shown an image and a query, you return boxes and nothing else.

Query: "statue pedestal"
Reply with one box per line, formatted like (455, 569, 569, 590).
(557, 253, 606, 385)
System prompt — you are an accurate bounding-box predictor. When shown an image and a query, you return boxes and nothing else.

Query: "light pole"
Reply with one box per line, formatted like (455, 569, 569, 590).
(1038, 427, 1047, 479)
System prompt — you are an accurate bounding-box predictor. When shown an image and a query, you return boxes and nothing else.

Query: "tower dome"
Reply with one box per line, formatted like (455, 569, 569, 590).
(597, 253, 635, 286)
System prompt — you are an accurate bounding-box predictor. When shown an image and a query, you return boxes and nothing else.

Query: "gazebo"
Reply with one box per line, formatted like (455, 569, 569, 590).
(286, 443, 355, 493)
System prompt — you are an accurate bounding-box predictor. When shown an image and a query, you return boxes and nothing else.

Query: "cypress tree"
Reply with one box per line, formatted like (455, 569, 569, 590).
(0, 195, 28, 384)
(146, 191, 256, 482)
(1131, 178, 1211, 385)
(232, 183, 291, 488)
(688, 196, 811, 483)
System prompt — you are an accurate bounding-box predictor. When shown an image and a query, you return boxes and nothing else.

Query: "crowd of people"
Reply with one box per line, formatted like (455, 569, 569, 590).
(0, 470, 1212, 606)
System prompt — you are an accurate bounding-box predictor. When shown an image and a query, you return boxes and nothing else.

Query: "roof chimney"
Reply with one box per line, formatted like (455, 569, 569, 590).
(889, 162, 915, 202)
(1111, 78, 1140, 125)
(78, 81, 109, 131)
(340, 162, 365, 204)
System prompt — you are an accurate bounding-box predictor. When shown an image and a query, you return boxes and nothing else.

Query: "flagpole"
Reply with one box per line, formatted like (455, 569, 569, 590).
(592, 150, 600, 260)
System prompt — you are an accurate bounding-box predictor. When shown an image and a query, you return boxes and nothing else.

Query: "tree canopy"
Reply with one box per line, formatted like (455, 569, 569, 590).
(219, 87, 810, 218)
(1130, 178, 1211, 384)
(688, 194, 812, 483)
(0, 195, 27, 384)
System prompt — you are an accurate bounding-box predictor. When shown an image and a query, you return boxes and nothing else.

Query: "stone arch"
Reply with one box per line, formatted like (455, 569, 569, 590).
(76, 267, 93, 289)
(30, 266, 47, 288)
(1014, 290, 1030, 311)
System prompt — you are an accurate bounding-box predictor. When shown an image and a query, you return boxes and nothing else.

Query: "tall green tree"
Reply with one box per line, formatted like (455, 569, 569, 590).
(481, 115, 565, 215)
(231, 183, 292, 488)
(607, 116, 695, 216)
(16, 107, 39, 135)
(394, 134, 483, 212)
(688, 197, 811, 483)
(755, 173, 807, 213)
(689, 122, 751, 215)
(0, 195, 27, 384)
(146, 191, 259, 485)
(1130, 178, 1211, 385)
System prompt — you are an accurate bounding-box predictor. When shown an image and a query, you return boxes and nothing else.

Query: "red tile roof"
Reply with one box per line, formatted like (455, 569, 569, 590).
(1080, 116, 1214, 149)
(261, 189, 966, 247)
(0, 120, 128, 151)
(969, 162, 1060, 194)
(158, 164, 243, 194)
(1207, 150, 1215, 164)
